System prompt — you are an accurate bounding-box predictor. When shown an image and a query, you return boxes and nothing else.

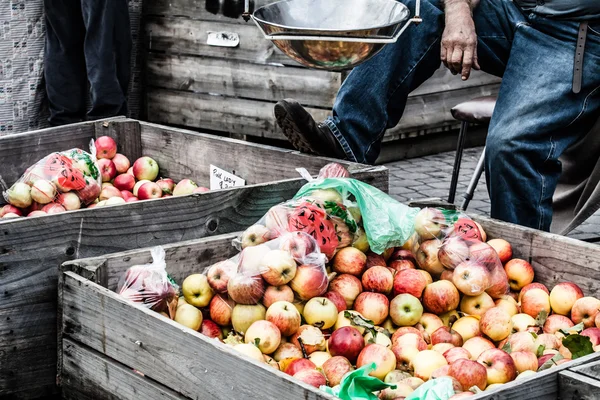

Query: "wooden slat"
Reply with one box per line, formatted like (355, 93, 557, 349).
(61, 338, 187, 400)
(472, 214, 534, 262)
(558, 370, 600, 400)
(60, 271, 335, 400)
(146, 53, 340, 108)
(145, 16, 297, 66)
(145, 83, 500, 141)
(138, 121, 388, 187)
(62, 232, 241, 292)
(469, 352, 600, 400)
(145, 0, 271, 24)
(569, 359, 600, 380)
(94, 119, 143, 161)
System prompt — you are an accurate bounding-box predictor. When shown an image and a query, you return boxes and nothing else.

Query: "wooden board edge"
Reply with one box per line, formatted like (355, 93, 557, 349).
(558, 369, 600, 400)
(61, 337, 189, 400)
(61, 271, 337, 400)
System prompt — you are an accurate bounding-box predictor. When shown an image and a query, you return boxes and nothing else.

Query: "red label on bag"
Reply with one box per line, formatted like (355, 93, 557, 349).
(454, 218, 483, 241)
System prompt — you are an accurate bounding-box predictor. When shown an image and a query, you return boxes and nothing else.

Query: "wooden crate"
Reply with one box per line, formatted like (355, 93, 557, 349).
(0, 118, 388, 399)
(58, 214, 600, 400)
(143, 0, 501, 144)
(558, 359, 600, 399)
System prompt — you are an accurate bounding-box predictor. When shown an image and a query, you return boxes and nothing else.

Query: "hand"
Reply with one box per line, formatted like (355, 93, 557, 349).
(441, 1, 481, 80)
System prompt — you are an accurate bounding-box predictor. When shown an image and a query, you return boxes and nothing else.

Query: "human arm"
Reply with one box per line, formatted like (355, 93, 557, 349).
(441, 0, 481, 80)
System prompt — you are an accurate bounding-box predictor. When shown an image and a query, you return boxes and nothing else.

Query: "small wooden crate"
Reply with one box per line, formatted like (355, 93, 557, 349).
(58, 214, 600, 400)
(143, 0, 501, 145)
(0, 118, 387, 399)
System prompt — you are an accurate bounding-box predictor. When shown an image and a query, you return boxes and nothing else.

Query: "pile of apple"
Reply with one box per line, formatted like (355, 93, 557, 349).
(0, 136, 209, 219)
(151, 205, 600, 399)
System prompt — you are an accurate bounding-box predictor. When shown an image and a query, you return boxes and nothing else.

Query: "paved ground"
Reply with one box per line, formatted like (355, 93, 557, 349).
(384, 146, 600, 241)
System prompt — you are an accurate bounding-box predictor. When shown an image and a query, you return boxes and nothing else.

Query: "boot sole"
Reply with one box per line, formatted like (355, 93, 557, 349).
(274, 102, 323, 156)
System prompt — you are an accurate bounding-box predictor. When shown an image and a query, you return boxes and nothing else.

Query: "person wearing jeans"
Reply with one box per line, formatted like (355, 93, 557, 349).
(44, 0, 132, 126)
(275, 0, 600, 232)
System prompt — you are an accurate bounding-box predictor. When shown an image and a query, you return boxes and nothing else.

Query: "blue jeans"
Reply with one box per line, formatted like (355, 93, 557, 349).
(44, 0, 132, 126)
(327, 0, 600, 231)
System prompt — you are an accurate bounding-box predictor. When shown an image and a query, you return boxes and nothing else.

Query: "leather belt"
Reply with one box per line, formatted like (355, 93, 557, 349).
(573, 22, 588, 94)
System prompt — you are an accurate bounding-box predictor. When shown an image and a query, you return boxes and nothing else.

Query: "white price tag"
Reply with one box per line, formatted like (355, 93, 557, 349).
(210, 165, 245, 190)
(206, 31, 240, 48)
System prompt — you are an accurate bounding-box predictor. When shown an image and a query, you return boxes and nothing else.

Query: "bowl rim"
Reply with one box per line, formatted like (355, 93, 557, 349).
(252, 0, 411, 33)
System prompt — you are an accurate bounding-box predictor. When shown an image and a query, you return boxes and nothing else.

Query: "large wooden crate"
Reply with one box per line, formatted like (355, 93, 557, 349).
(0, 118, 388, 399)
(143, 0, 501, 144)
(58, 214, 600, 400)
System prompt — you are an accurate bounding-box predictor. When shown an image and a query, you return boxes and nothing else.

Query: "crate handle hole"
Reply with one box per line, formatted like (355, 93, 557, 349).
(206, 218, 219, 233)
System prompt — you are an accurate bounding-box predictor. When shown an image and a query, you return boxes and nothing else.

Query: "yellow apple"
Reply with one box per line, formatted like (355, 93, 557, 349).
(182, 274, 214, 308)
(174, 304, 203, 331)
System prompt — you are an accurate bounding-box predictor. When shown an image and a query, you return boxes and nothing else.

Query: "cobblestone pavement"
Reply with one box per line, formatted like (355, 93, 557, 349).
(384, 147, 600, 241)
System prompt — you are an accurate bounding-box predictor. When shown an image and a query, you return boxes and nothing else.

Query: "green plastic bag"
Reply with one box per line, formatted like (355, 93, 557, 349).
(294, 178, 419, 255)
(405, 377, 456, 400)
(319, 362, 395, 400)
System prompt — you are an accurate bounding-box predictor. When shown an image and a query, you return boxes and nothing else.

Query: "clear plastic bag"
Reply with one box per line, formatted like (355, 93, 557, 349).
(409, 207, 509, 299)
(117, 247, 179, 319)
(2, 140, 102, 213)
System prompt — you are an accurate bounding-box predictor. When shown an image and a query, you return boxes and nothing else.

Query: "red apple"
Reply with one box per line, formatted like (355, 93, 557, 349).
(510, 351, 538, 373)
(227, 273, 265, 305)
(479, 307, 513, 341)
(98, 158, 117, 182)
(333, 247, 367, 276)
(284, 358, 316, 376)
(328, 326, 364, 363)
(95, 136, 117, 159)
(438, 236, 471, 270)
(362, 265, 393, 294)
(356, 344, 396, 380)
(440, 269, 454, 282)
(543, 314, 574, 335)
(391, 327, 423, 345)
(260, 249, 297, 287)
(477, 349, 517, 385)
(572, 297, 600, 328)
(393, 333, 428, 351)
(452, 260, 491, 296)
(279, 231, 316, 260)
(353, 292, 389, 325)
(126, 197, 138, 203)
(485, 267, 511, 299)
(209, 294, 234, 326)
(393, 269, 427, 298)
(389, 249, 416, 263)
(293, 369, 326, 388)
(504, 259, 534, 291)
(549, 282, 584, 316)
(99, 185, 122, 201)
(581, 328, 600, 346)
(41, 203, 66, 214)
(206, 260, 236, 294)
(328, 273, 362, 308)
(113, 173, 135, 192)
(200, 320, 222, 339)
(132, 156, 159, 181)
(265, 300, 301, 337)
(431, 326, 463, 347)
(27, 210, 47, 217)
(263, 285, 295, 308)
(416, 240, 444, 276)
(322, 356, 354, 387)
(388, 259, 416, 272)
(120, 190, 134, 200)
(487, 239, 512, 264)
(57, 192, 81, 211)
(156, 178, 175, 195)
(537, 353, 554, 369)
(290, 264, 328, 301)
(519, 283, 550, 303)
(137, 182, 163, 200)
(193, 187, 210, 193)
(463, 337, 495, 360)
(324, 291, 347, 313)
(422, 280, 460, 315)
(449, 359, 487, 391)
(111, 153, 130, 173)
(366, 251, 387, 268)
(245, 320, 281, 354)
(0, 205, 22, 217)
(444, 347, 472, 364)
(521, 288, 551, 319)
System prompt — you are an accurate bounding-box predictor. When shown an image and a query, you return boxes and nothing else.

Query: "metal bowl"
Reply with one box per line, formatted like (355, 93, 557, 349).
(252, 0, 411, 71)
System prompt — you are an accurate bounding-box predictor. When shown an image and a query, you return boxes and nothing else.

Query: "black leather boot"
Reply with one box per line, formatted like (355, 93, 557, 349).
(274, 99, 348, 160)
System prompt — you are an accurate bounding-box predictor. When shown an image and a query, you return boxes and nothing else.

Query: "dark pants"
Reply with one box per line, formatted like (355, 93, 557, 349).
(44, 0, 132, 126)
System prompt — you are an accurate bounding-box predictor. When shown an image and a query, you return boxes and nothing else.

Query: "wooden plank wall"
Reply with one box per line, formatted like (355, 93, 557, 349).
(143, 0, 501, 143)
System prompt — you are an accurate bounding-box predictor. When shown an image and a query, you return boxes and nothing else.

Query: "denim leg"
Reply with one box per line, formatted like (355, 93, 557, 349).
(326, 0, 524, 164)
(81, 0, 132, 120)
(44, 0, 87, 126)
(485, 16, 600, 230)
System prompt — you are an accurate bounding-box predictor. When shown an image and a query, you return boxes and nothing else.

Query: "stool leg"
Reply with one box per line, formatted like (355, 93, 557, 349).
(461, 147, 485, 211)
(448, 121, 468, 204)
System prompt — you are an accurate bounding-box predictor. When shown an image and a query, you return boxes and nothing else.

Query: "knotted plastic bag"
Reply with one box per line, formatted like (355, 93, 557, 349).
(293, 178, 419, 255)
(405, 377, 456, 400)
(319, 362, 395, 400)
